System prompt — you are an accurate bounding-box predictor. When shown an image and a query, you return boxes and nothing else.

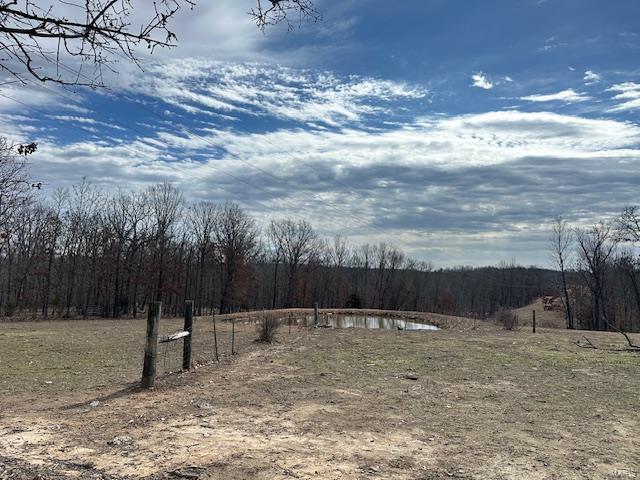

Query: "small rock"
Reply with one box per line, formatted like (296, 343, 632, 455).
(194, 400, 212, 409)
(405, 373, 419, 380)
(108, 435, 133, 447)
(89, 401, 100, 408)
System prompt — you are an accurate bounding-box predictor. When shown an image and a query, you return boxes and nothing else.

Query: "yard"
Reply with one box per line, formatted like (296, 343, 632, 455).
(0, 312, 638, 479)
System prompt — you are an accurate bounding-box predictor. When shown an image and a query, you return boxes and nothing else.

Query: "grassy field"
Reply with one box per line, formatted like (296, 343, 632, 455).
(513, 299, 566, 328)
(1, 311, 639, 479)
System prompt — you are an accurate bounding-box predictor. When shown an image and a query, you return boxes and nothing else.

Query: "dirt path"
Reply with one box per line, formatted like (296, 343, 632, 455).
(1, 318, 639, 479)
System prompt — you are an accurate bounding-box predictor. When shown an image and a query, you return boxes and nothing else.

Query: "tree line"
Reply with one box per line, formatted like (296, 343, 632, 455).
(0, 176, 555, 321)
(3, 139, 640, 332)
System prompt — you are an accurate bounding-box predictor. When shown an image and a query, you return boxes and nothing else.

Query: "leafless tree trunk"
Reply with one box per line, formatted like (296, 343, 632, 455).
(148, 182, 184, 302)
(215, 203, 259, 314)
(550, 216, 575, 329)
(576, 223, 617, 331)
(269, 219, 319, 308)
(189, 201, 217, 316)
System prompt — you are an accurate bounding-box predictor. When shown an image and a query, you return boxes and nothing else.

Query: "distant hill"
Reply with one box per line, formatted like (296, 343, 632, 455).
(512, 298, 566, 329)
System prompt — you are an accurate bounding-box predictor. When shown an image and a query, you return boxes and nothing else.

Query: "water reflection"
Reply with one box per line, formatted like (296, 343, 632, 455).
(303, 315, 439, 331)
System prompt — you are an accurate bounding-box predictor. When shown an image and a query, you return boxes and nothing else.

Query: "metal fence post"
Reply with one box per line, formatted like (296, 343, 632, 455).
(532, 310, 536, 334)
(183, 300, 193, 370)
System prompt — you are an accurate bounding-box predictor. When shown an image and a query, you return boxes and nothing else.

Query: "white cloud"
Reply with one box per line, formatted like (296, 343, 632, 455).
(126, 60, 428, 128)
(25, 95, 640, 266)
(583, 70, 601, 85)
(520, 88, 591, 103)
(33, 110, 640, 188)
(46, 114, 126, 131)
(471, 72, 493, 90)
(538, 40, 568, 52)
(12, 56, 640, 266)
(607, 82, 640, 112)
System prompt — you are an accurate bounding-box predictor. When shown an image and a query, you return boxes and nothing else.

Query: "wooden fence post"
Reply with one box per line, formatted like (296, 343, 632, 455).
(314, 302, 319, 326)
(212, 312, 219, 362)
(532, 310, 536, 334)
(141, 301, 161, 388)
(183, 300, 193, 371)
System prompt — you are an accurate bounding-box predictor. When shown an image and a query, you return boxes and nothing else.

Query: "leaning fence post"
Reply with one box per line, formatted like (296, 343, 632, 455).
(532, 310, 536, 334)
(212, 312, 219, 362)
(314, 302, 319, 326)
(183, 300, 193, 371)
(141, 301, 161, 388)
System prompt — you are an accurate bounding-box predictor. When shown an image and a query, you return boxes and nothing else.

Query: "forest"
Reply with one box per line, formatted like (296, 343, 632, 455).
(1, 156, 640, 333)
(0, 178, 552, 318)
(1, 136, 640, 331)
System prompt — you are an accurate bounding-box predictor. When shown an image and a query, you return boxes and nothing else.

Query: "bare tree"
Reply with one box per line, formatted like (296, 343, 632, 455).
(325, 235, 350, 307)
(0, 0, 319, 86)
(0, 137, 31, 233)
(575, 222, 617, 331)
(188, 201, 217, 315)
(214, 202, 259, 314)
(372, 243, 405, 309)
(106, 189, 151, 317)
(550, 216, 574, 329)
(615, 206, 640, 332)
(56, 180, 102, 317)
(147, 182, 183, 301)
(41, 189, 65, 319)
(617, 206, 640, 243)
(269, 218, 319, 307)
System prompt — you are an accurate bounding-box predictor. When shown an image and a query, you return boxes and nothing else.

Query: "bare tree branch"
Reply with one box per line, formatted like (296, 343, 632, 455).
(574, 335, 597, 349)
(0, 0, 319, 87)
(0, 136, 33, 235)
(250, 0, 320, 32)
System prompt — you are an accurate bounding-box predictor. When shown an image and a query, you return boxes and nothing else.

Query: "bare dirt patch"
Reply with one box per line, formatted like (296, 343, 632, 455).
(1, 312, 639, 479)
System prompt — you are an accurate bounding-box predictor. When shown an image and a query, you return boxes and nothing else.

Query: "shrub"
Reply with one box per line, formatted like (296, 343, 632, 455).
(257, 316, 281, 343)
(496, 308, 519, 331)
(3, 298, 17, 317)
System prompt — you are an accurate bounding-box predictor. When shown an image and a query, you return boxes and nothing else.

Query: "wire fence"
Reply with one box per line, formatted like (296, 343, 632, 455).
(150, 306, 314, 378)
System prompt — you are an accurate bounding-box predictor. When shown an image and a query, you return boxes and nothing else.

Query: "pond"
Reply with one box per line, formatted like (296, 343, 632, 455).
(301, 315, 440, 331)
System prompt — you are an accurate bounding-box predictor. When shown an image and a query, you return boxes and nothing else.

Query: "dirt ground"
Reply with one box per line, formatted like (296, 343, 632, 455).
(0, 310, 639, 479)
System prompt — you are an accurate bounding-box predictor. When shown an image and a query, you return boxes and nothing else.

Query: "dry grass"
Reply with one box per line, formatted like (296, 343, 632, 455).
(1, 312, 639, 479)
(513, 298, 567, 328)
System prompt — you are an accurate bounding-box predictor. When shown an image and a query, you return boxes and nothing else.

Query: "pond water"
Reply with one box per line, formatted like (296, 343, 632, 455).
(302, 315, 439, 331)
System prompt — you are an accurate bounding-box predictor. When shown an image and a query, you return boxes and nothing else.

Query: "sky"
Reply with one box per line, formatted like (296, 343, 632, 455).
(1, 0, 639, 267)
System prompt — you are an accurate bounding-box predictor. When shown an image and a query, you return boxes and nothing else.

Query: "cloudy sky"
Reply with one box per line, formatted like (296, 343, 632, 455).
(1, 0, 639, 267)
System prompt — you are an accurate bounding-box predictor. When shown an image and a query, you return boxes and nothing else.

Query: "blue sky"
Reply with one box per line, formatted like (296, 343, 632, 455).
(1, 0, 639, 267)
